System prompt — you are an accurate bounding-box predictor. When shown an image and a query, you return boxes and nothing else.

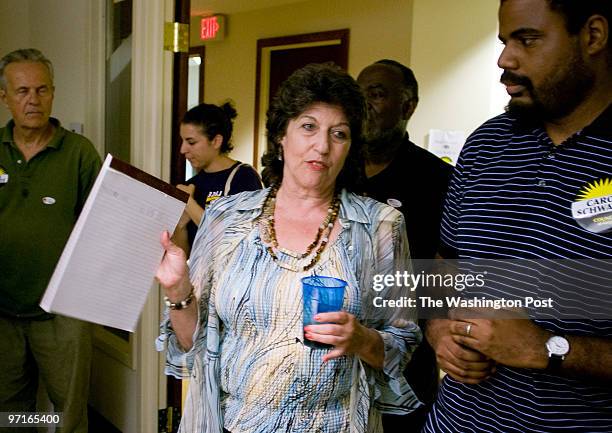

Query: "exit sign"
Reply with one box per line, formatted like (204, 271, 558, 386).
(200, 15, 225, 41)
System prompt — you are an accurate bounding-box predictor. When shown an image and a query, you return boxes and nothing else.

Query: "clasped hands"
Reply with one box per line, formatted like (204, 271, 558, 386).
(427, 307, 550, 384)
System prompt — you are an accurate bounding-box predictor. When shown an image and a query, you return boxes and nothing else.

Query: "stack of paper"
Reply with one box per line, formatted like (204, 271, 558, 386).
(40, 154, 188, 331)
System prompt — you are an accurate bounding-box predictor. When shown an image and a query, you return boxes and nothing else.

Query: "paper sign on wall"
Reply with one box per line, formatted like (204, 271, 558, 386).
(427, 129, 466, 166)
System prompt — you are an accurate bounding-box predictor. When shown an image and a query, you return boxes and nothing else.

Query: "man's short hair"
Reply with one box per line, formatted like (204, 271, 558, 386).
(547, 0, 610, 34)
(374, 59, 419, 103)
(0, 48, 54, 90)
(500, 0, 610, 35)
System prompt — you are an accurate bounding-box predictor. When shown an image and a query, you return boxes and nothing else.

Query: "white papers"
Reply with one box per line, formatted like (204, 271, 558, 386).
(40, 154, 188, 332)
(427, 129, 466, 166)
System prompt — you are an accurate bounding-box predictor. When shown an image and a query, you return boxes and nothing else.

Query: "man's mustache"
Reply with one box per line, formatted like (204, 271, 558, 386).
(500, 71, 532, 89)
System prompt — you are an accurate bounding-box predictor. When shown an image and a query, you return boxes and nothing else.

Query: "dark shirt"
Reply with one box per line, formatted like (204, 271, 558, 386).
(365, 136, 453, 261)
(186, 162, 262, 246)
(365, 135, 452, 426)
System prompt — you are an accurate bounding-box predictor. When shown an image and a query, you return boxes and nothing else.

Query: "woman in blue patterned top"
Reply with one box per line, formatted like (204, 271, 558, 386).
(156, 63, 422, 433)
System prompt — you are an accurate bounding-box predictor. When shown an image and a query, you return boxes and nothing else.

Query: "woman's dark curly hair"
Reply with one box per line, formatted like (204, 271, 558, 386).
(261, 63, 366, 192)
(181, 101, 237, 154)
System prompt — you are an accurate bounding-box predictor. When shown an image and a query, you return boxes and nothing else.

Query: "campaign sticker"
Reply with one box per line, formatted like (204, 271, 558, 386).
(387, 198, 403, 208)
(571, 178, 612, 234)
(0, 165, 8, 185)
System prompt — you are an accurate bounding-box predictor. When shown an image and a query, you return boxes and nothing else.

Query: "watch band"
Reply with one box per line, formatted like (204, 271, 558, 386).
(547, 352, 565, 371)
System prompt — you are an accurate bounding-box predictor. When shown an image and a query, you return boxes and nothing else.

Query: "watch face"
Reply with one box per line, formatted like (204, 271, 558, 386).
(547, 336, 570, 356)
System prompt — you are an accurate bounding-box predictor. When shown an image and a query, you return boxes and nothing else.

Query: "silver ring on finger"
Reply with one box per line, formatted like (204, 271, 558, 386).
(466, 323, 472, 336)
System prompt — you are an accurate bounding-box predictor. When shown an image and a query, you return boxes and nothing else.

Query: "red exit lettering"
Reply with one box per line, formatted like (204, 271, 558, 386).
(200, 16, 220, 40)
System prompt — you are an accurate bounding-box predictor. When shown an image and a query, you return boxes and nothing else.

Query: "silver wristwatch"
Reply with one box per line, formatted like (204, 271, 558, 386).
(545, 335, 570, 370)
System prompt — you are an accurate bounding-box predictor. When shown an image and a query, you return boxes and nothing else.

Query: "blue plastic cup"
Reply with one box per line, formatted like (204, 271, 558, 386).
(302, 275, 347, 348)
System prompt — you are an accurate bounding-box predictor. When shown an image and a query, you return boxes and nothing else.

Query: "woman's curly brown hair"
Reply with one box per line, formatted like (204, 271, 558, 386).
(261, 63, 366, 192)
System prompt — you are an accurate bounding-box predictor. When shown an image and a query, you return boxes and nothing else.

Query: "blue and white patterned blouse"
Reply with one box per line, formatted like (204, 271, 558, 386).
(157, 188, 422, 433)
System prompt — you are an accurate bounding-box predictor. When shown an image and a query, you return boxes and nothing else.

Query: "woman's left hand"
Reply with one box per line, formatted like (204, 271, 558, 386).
(304, 312, 383, 366)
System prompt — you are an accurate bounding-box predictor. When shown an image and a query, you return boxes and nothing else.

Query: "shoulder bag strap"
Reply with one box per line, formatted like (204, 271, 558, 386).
(223, 163, 244, 196)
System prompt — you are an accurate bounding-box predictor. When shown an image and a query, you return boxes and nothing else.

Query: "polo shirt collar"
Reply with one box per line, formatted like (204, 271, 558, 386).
(234, 187, 370, 224)
(0, 120, 15, 144)
(510, 103, 612, 140)
(1, 117, 65, 150)
(583, 103, 612, 139)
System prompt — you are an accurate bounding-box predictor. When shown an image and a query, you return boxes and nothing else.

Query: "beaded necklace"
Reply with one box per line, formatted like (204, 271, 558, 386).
(260, 186, 340, 272)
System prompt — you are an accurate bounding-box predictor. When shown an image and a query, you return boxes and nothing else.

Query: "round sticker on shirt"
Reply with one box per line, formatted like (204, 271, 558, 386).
(387, 198, 403, 208)
(42, 196, 56, 205)
(571, 178, 612, 234)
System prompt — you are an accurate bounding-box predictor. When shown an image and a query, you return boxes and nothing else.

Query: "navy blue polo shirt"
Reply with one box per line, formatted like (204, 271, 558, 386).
(426, 106, 612, 432)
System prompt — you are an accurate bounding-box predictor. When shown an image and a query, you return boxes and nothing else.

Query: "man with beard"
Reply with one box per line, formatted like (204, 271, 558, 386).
(357, 61, 452, 433)
(424, 0, 612, 432)
(358, 60, 452, 262)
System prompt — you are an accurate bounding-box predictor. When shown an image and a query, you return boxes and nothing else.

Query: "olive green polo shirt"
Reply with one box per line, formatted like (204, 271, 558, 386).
(0, 118, 101, 318)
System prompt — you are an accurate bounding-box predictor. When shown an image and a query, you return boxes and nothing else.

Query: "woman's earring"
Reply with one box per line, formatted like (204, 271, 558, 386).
(277, 148, 283, 162)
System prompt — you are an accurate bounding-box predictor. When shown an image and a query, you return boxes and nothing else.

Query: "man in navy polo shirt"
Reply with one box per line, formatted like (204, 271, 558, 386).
(425, 0, 612, 431)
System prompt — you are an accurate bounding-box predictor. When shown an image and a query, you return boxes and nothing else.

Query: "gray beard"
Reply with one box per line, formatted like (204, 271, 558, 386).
(363, 126, 405, 164)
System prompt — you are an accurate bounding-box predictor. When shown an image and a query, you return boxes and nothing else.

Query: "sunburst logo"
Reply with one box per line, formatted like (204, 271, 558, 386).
(576, 178, 612, 200)
(571, 177, 612, 234)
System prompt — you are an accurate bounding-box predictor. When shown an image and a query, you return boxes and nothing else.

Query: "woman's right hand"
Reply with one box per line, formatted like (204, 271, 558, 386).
(156, 230, 191, 297)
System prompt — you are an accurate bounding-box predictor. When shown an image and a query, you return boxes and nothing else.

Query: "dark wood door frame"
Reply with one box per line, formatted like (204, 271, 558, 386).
(170, 0, 191, 186)
(167, 0, 190, 415)
(253, 29, 349, 169)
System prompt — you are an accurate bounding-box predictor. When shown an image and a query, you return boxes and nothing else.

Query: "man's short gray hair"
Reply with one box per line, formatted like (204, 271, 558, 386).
(0, 48, 54, 90)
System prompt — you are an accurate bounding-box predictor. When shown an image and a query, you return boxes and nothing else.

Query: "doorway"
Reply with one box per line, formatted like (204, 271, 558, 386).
(253, 29, 349, 169)
(184, 45, 206, 181)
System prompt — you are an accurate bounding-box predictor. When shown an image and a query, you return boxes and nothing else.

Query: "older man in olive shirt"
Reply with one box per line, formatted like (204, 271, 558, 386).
(0, 48, 100, 433)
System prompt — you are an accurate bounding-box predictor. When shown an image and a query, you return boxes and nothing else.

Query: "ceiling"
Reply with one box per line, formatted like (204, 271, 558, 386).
(191, 0, 304, 16)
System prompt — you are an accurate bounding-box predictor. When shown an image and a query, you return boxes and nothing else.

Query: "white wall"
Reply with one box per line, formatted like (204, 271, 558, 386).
(409, 0, 506, 147)
(0, 1, 30, 126)
(0, 0, 89, 137)
(190, 0, 414, 166)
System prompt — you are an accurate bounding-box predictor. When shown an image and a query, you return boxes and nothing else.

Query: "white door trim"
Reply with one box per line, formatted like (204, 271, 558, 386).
(131, 0, 175, 431)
